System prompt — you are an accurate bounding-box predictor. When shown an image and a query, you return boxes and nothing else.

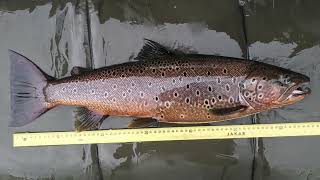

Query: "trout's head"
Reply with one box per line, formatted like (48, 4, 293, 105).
(240, 63, 311, 110)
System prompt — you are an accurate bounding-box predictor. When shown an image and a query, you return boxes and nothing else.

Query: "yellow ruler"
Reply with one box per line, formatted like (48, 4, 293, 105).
(13, 122, 320, 147)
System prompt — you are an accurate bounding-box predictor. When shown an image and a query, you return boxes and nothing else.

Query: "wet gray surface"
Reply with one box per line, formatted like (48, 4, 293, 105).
(0, 0, 319, 179)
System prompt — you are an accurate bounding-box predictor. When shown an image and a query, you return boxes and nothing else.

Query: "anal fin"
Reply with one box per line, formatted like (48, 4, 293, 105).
(73, 107, 109, 131)
(127, 118, 158, 128)
(209, 105, 248, 116)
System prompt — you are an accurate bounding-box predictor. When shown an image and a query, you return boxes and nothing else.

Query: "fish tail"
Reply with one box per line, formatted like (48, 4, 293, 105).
(9, 50, 55, 127)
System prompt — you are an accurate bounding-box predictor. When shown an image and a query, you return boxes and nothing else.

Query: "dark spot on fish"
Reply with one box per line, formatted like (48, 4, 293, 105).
(91, 89, 95, 94)
(180, 114, 184, 118)
(223, 69, 227, 74)
(161, 72, 165, 77)
(183, 72, 187, 77)
(123, 93, 126, 97)
(179, 77, 183, 82)
(185, 98, 190, 104)
(112, 71, 116, 76)
(175, 67, 180, 71)
(204, 99, 209, 105)
(161, 86, 166, 91)
(113, 85, 117, 89)
(196, 90, 200, 96)
(225, 84, 230, 91)
(104, 92, 108, 97)
(217, 77, 221, 84)
(191, 67, 195, 71)
(62, 87, 66, 91)
(218, 95, 222, 100)
(262, 77, 267, 80)
(73, 89, 77, 93)
(165, 101, 170, 108)
(229, 97, 234, 103)
(208, 86, 212, 92)
(186, 84, 190, 89)
(206, 105, 210, 109)
(248, 97, 252, 101)
(211, 97, 216, 104)
(128, 68, 132, 72)
(174, 92, 178, 97)
(245, 92, 250, 97)
(232, 77, 236, 83)
(152, 69, 156, 73)
(131, 83, 135, 87)
(197, 77, 201, 82)
(121, 74, 125, 78)
(207, 71, 211, 76)
(258, 94, 263, 99)
(140, 92, 144, 97)
(160, 115, 164, 118)
(172, 79, 176, 84)
(252, 78, 256, 83)
(258, 85, 263, 90)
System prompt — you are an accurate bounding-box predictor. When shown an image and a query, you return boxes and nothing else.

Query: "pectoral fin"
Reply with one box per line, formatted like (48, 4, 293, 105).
(127, 118, 159, 128)
(209, 105, 248, 116)
(73, 107, 109, 131)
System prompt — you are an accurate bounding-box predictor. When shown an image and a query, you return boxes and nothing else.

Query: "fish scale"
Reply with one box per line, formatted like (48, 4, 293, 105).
(9, 39, 311, 131)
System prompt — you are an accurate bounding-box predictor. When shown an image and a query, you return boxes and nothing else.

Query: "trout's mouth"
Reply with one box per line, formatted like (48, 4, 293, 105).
(279, 83, 311, 103)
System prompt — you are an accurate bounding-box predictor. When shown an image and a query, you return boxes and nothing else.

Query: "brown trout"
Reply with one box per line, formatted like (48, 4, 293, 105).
(10, 39, 311, 131)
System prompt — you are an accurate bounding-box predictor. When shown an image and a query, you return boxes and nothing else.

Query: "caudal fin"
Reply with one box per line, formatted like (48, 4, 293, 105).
(9, 50, 55, 127)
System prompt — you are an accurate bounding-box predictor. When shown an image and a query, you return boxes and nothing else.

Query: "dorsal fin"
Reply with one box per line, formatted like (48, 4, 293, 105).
(71, 66, 92, 76)
(135, 39, 176, 60)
